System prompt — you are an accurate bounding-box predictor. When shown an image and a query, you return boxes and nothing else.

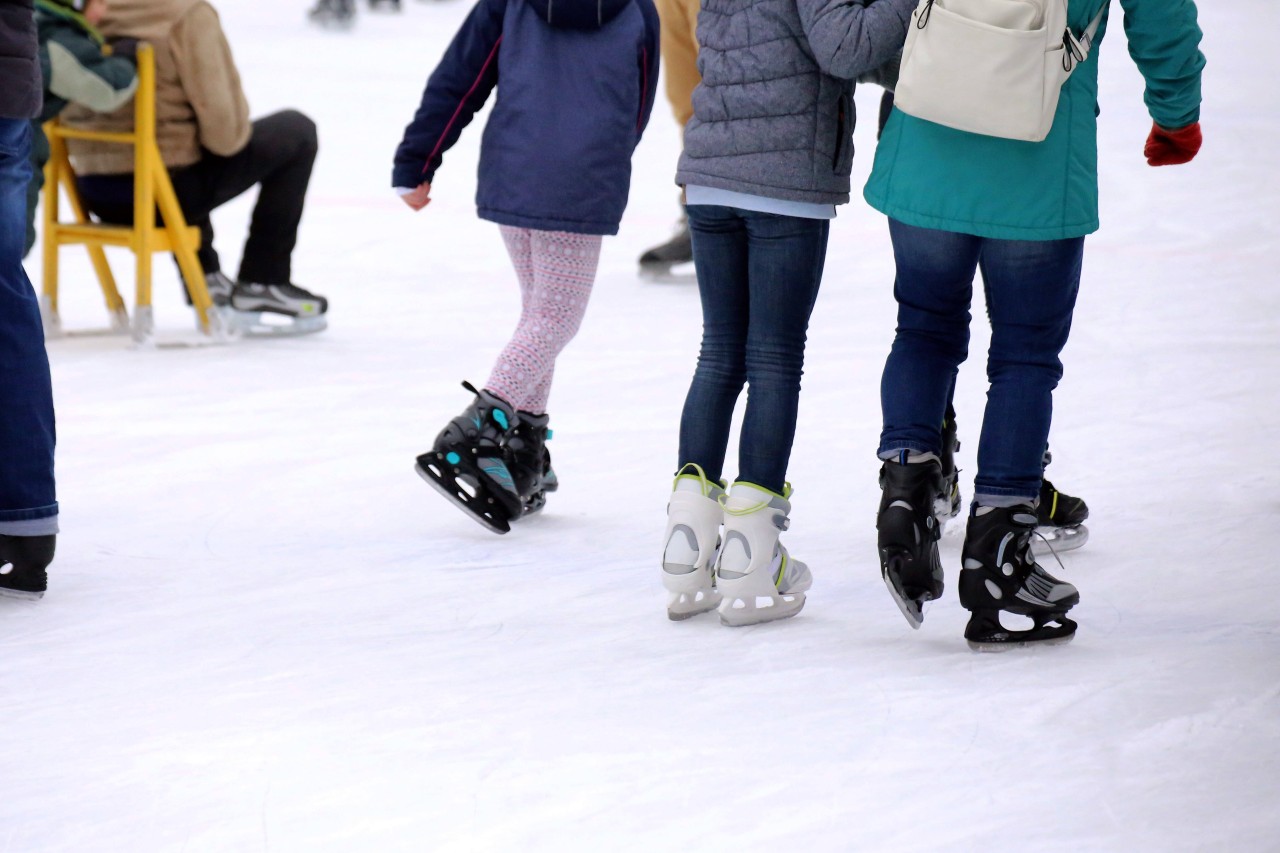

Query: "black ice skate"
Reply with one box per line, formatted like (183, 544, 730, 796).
(415, 382, 523, 534)
(507, 411, 558, 517)
(959, 505, 1080, 651)
(0, 534, 56, 600)
(876, 458, 947, 629)
(638, 216, 694, 283)
(1032, 477, 1090, 555)
(939, 414, 963, 523)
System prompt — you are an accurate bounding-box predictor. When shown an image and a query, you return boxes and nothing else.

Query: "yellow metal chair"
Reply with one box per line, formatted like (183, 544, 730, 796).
(40, 43, 224, 344)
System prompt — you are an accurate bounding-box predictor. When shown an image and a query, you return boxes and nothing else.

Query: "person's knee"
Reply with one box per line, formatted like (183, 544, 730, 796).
(258, 109, 318, 158)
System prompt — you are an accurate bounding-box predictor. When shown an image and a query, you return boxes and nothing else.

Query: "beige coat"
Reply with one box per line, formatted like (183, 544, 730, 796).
(63, 0, 250, 174)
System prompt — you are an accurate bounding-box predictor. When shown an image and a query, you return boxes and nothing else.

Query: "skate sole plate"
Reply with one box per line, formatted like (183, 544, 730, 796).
(415, 461, 511, 535)
(717, 594, 806, 627)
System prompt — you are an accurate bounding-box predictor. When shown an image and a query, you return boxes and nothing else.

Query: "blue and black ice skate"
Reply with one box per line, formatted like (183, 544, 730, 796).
(415, 382, 524, 534)
(507, 411, 558, 517)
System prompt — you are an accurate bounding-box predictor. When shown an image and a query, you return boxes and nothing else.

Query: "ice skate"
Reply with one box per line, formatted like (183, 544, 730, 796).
(938, 415, 963, 523)
(715, 482, 811, 627)
(507, 411, 557, 517)
(228, 281, 328, 336)
(414, 382, 523, 534)
(0, 534, 56, 601)
(876, 457, 946, 629)
(638, 215, 694, 283)
(1031, 477, 1090, 555)
(661, 464, 725, 620)
(308, 0, 355, 27)
(959, 505, 1080, 651)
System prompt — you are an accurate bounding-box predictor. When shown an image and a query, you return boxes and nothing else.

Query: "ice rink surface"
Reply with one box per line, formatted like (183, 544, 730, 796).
(3, 1, 1278, 850)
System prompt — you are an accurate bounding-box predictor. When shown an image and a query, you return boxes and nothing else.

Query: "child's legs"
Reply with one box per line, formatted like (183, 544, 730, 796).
(485, 227, 600, 414)
(736, 212, 828, 493)
(878, 219, 978, 459)
(677, 205, 750, 484)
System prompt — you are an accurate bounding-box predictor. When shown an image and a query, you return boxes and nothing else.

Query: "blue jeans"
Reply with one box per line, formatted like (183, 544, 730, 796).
(677, 205, 828, 494)
(879, 219, 1083, 500)
(0, 118, 58, 533)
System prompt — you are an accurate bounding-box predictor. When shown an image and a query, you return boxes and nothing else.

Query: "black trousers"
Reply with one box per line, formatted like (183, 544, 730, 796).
(77, 109, 317, 285)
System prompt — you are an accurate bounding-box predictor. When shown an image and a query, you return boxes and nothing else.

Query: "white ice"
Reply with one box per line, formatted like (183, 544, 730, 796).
(4, 1, 1279, 850)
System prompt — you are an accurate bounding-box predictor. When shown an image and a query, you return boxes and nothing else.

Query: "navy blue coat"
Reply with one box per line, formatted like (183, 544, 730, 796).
(393, 0, 660, 236)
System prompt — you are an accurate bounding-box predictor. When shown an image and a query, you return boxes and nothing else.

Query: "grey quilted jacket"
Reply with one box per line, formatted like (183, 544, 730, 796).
(676, 0, 914, 205)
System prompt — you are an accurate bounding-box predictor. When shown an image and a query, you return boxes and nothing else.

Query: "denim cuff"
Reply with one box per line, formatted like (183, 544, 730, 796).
(0, 515, 59, 536)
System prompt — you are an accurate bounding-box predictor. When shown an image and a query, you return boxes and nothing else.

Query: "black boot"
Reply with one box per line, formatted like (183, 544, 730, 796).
(0, 534, 56, 600)
(415, 381, 522, 534)
(508, 411, 558, 516)
(876, 458, 946, 628)
(959, 505, 1080, 651)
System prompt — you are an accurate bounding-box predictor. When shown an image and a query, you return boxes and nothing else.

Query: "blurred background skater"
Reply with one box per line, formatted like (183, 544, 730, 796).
(636, 0, 697, 281)
(67, 0, 329, 335)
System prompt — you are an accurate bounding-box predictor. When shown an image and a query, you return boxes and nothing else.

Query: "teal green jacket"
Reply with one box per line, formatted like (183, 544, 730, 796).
(864, 0, 1205, 241)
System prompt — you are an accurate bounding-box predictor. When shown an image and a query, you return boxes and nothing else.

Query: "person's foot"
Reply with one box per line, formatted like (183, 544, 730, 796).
(0, 534, 56, 600)
(232, 282, 328, 318)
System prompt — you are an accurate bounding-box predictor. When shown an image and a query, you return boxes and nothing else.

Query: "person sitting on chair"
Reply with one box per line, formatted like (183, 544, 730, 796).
(62, 0, 329, 335)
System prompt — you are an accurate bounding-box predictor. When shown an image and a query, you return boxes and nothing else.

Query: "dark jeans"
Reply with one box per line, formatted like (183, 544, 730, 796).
(76, 109, 317, 285)
(0, 118, 58, 533)
(677, 205, 828, 494)
(879, 218, 1083, 500)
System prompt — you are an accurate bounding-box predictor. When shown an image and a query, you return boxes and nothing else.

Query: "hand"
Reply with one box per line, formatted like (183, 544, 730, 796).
(1144, 121, 1201, 167)
(401, 182, 432, 211)
(107, 37, 140, 65)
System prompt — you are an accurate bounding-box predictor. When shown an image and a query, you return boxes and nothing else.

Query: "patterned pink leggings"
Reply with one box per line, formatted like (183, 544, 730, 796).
(484, 226, 602, 414)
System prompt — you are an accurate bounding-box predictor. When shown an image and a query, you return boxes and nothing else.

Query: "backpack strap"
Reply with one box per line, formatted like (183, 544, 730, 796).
(1064, 0, 1110, 71)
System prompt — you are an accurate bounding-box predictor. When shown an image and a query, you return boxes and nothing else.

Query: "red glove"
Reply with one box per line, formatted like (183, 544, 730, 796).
(1145, 122, 1202, 166)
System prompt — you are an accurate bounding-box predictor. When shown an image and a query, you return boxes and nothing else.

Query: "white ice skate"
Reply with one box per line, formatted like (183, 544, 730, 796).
(661, 464, 725, 620)
(715, 482, 811, 627)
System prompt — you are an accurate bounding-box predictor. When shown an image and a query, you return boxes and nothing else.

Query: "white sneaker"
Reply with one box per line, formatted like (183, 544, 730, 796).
(716, 482, 811, 627)
(661, 464, 725, 620)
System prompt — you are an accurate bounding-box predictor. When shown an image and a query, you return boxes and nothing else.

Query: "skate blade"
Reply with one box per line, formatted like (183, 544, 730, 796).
(415, 461, 511, 534)
(232, 312, 327, 337)
(638, 264, 696, 285)
(879, 552, 941, 630)
(882, 573, 925, 630)
(666, 588, 722, 621)
(964, 615, 1077, 652)
(0, 587, 45, 601)
(1031, 524, 1089, 556)
(966, 631, 1076, 653)
(717, 592, 805, 627)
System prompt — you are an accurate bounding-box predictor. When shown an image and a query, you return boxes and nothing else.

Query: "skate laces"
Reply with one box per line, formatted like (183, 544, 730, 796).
(1030, 529, 1069, 575)
(673, 463, 725, 498)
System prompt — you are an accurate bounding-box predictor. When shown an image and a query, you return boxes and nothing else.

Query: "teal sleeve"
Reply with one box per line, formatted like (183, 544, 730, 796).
(1118, 0, 1205, 129)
